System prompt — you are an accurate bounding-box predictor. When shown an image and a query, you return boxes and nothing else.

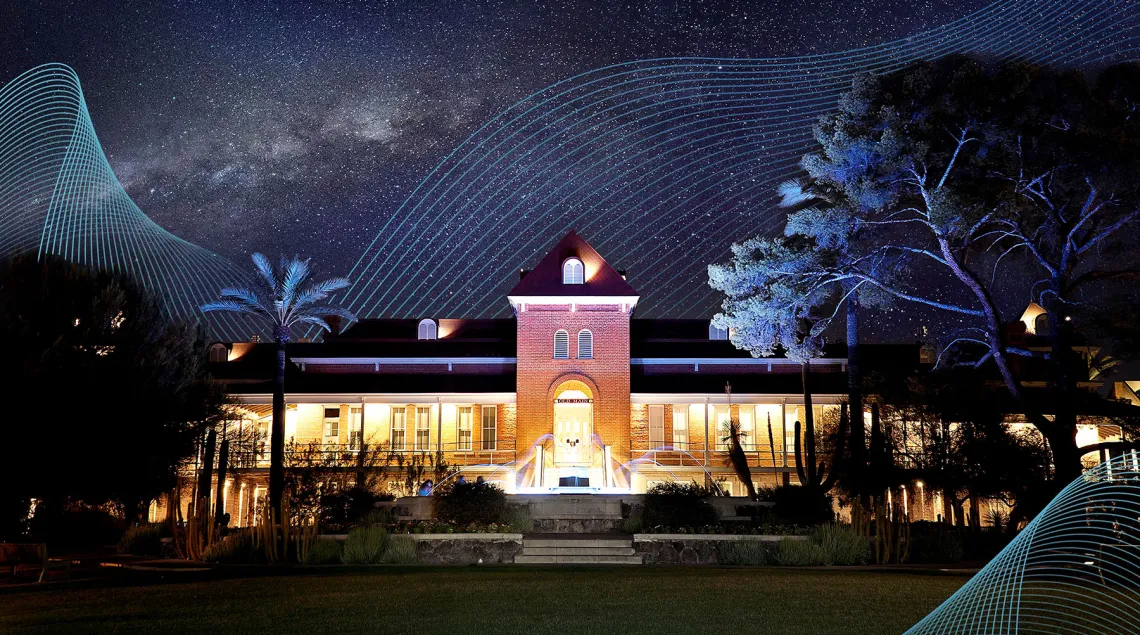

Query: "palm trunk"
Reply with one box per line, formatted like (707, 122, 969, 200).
(270, 330, 288, 521)
(846, 298, 865, 485)
(802, 361, 817, 487)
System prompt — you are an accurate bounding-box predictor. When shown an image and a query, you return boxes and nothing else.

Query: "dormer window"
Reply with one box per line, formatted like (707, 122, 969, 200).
(208, 343, 229, 362)
(417, 318, 438, 340)
(562, 258, 584, 284)
(709, 322, 728, 340)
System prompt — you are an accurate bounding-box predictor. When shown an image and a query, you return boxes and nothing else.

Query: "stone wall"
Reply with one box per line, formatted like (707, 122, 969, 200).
(633, 534, 805, 565)
(411, 534, 523, 565)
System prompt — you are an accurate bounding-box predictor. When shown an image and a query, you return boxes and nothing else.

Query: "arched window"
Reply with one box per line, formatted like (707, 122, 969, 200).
(553, 329, 570, 359)
(577, 329, 593, 359)
(208, 343, 229, 362)
(417, 318, 437, 340)
(1034, 313, 1051, 336)
(709, 322, 728, 340)
(562, 257, 584, 284)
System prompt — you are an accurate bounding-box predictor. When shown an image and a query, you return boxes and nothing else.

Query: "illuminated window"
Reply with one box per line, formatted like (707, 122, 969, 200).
(738, 405, 755, 451)
(481, 406, 498, 450)
(323, 407, 340, 444)
(672, 406, 688, 450)
(391, 407, 407, 450)
(709, 322, 728, 340)
(554, 329, 569, 359)
(414, 406, 431, 451)
(417, 319, 437, 340)
(713, 405, 731, 450)
(649, 405, 665, 448)
(577, 329, 593, 359)
(457, 407, 473, 451)
(562, 258, 584, 284)
(348, 407, 362, 451)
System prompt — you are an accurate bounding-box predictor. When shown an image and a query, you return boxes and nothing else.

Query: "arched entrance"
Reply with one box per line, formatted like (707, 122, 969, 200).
(553, 381, 593, 468)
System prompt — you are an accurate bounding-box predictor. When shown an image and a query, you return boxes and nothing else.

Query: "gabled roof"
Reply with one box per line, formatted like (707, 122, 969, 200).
(507, 230, 639, 299)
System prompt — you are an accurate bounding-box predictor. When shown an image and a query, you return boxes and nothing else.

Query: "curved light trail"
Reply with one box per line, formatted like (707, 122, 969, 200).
(907, 453, 1140, 634)
(337, 0, 1140, 323)
(0, 63, 257, 340)
(2, 0, 1139, 340)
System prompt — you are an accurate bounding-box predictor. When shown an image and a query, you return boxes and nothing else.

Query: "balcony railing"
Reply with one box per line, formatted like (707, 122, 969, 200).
(225, 440, 516, 469)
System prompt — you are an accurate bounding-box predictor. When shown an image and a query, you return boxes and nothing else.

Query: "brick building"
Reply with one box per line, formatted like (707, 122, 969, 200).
(193, 231, 1131, 527)
(194, 232, 887, 525)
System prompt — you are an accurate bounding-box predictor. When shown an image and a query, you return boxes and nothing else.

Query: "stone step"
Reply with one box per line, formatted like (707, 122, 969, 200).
(518, 546, 636, 556)
(522, 538, 632, 549)
(514, 554, 643, 565)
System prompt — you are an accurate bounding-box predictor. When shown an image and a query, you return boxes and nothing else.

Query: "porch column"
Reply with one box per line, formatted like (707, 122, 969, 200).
(437, 397, 443, 453)
(703, 397, 710, 468)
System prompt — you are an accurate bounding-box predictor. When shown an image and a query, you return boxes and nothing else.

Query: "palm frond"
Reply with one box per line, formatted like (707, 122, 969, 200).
(286, 305, 357, 332)
(281, 257, 311, 304)
(293, 277, 351, 308)
(294, 314, 332, 332)
(200, 299, 265, 316)
(778, 179, 814, 207)
(251, 253, 277, 293)
(218, 287, 272, 313)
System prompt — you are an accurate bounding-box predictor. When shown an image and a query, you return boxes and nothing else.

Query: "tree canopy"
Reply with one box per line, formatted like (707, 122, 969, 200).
(0, 255, 225, 537)
(710, 56, 1140, 482)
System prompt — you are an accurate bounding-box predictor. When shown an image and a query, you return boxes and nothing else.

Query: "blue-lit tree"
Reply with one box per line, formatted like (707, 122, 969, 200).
(202, 255, 355, 518)
(713, 57, 1140, 485)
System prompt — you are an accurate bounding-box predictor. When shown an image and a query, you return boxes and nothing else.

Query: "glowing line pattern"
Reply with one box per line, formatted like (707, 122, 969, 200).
(907, 453, 1140, 634)
(0, 64, 256, 340)
(336, 0, 1140, 323)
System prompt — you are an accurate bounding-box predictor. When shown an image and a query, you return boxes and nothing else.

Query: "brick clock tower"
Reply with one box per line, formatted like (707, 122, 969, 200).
(508, 231, 639, 491)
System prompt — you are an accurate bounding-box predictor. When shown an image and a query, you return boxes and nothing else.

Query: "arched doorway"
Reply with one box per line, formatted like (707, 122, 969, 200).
(553, 381, 593, 468)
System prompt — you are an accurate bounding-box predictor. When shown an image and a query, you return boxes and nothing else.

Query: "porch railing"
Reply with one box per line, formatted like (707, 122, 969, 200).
(226, 440, 516, 469)
(629, 441, 795, 469)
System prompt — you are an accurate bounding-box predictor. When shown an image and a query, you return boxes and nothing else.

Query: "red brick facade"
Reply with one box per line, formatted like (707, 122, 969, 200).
(515, 304, 633, 466)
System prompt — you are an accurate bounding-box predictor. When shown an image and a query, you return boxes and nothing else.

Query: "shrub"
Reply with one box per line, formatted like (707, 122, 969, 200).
(773, 524, 868, 566)
(775, 537, 830, 565)
(909, 532, 964, 564)
(380, 535, 417, 564)
(117, 523, 164, 556)
(769, 486, 834, 526)
(304, 537, 344, 565)
(320, 486, 388, 531)
(201, 531, 258, 564)
(718, 540, 771, 565)
(433, 482, 507, 526)
(814, 524, 869, 566)
(500, 505, 533, 534)
(28, 505, 123, 551)
(644, 482, 717, 529)
(622, 506, 645, 534)
(342, 525, 388, 564)
(356, 507, 394, 528)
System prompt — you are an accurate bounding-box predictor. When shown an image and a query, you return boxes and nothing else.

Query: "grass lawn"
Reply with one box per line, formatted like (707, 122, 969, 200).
(0, 566, 964, 634)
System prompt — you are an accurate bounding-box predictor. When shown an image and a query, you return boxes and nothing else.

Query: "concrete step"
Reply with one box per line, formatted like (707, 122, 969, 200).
(518, 546, 636, 556)
(522, 538, 632, 549)
(514, 554, 643, 565)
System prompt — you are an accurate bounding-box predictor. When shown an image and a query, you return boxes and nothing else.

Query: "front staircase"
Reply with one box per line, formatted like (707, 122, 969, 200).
(513, 535, 642, 564)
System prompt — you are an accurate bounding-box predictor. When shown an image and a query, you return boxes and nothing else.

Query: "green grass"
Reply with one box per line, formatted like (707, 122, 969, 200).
(0, 567, 964, 634)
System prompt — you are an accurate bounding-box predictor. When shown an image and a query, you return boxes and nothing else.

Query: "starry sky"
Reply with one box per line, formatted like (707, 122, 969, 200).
(1, 0, 993, 281)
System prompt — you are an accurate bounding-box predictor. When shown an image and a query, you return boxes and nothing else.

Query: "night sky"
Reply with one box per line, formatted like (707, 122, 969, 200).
(0, 1, 988, 263)
(3, 0, 1133, 334)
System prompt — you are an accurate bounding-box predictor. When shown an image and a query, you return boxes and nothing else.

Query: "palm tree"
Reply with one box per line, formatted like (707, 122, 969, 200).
(202, 254, 355, 518)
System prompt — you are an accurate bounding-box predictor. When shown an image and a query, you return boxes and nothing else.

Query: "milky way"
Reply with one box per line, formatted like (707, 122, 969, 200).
(2, 0, 1137, 333)
(1, 1, 992, 270)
